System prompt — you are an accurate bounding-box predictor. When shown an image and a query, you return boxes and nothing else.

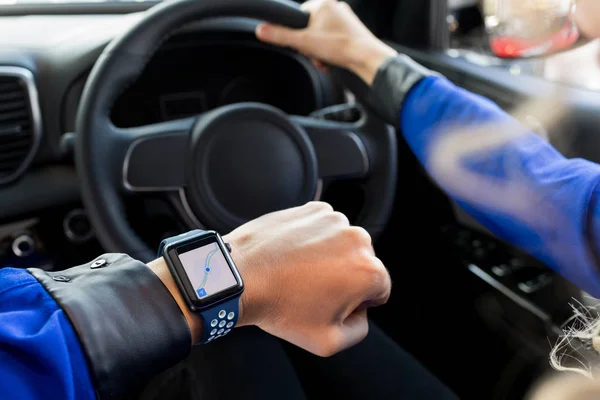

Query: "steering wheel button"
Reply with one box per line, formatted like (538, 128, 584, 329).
(210, 319, 218, 327)
(218, 310, 226, 318)
(227, 312, 235, 320)
(219, 320, 226, 328)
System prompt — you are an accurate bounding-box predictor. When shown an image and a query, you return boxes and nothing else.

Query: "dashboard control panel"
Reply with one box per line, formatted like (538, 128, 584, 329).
(442, 224, 579, 327)
(0, 218, 51, 270)
(0, 206, 102, 272)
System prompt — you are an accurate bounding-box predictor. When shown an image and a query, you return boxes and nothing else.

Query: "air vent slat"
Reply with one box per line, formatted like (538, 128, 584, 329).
(0, 134, 31, 142)
(0, 159, 24, 169)
(0, 82, 21, 92)
(0, 91, 25, 102)
(0, 133, 31, 141)
(0, 109, 28, 123)
(0, 151, 30, 162)
(0, 141, 32, 152)
(0, 99, 25, 113)
(0, 126, 29, 136)
(0, 68, 38, 184)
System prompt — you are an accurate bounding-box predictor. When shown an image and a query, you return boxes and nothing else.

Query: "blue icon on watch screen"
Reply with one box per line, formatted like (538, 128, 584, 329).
(197, 288, 207, 298)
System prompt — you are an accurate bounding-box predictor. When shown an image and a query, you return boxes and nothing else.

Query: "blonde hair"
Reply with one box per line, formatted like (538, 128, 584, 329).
(549, 300, 600, 378)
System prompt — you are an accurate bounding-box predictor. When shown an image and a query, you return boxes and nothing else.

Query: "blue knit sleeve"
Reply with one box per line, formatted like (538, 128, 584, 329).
(401, 76, 600, 297)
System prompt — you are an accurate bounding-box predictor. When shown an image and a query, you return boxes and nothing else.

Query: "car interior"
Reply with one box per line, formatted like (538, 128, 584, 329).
(1, 0, 599, 398)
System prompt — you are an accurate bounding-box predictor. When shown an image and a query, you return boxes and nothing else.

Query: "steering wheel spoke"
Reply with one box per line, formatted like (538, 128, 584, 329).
(292, 116, 371, 181)
(118, 117, 196, 193)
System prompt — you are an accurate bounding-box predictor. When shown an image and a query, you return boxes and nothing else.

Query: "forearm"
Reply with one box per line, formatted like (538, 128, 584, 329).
(345, 40, 600, 295)
(396, 73, 600, 296)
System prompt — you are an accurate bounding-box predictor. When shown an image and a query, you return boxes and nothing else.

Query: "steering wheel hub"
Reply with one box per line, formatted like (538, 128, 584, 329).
(186, 103, 318, 231)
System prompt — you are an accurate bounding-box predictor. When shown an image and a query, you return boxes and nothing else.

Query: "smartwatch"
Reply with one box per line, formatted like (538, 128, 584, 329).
(158, 230, 244, 344)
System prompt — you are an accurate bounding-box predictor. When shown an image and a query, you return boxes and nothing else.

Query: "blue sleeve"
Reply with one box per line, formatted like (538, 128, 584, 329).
(0, 267, 96, 400)
(401, 76, 600, 297)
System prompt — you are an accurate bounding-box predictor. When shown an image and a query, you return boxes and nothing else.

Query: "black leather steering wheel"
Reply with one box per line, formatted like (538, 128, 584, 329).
(76, 0, 397, 263)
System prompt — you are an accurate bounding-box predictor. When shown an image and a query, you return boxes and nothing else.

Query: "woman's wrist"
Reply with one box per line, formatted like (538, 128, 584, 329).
(222, 231, 269, 329)
(147, 234, 259, 343)
(345, 38, 398, 85)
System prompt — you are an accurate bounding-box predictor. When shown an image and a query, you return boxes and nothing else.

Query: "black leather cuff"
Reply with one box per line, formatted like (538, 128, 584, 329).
(28, 254, 191, 400)
(368, 54, 440, 126)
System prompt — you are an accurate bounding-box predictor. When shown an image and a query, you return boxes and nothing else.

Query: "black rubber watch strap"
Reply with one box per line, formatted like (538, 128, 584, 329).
(28, 254, 191, 400)
(368, 54, 441, 126)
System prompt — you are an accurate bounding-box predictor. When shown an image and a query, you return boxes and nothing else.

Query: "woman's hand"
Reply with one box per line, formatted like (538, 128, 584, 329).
(226, 202, 391, 357)
(574, 0, 600, 39)
(150, 202, 391, 356)
(256, 0, 397, 85)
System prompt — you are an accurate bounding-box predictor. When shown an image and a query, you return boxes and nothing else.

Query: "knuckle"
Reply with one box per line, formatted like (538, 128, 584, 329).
(377, 273, 392, 303)
(346, 226, 372, 246)
(316, 345, 336, 358)
(316, 331, 343, 357)
(326, 211, 349, 226)
(365, 257, 390, 289)
(307, 201, 333, 212)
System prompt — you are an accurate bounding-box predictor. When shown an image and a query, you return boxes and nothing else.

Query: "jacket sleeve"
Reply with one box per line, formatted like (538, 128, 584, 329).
(0, 267, 95, 400)
(371, 55, 600, 297)
(0, 254, 191, 400)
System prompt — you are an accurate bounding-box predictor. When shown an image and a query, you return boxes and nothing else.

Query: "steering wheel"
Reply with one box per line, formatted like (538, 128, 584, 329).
(76, 0, 397, 263)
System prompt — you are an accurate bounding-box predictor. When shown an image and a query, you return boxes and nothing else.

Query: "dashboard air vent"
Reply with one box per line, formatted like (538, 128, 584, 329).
(0, 67, 41, 184)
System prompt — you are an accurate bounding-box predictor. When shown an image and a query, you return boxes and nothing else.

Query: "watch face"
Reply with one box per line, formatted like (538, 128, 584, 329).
(167, 233, 243, 309)
(179, 242, 237, 300)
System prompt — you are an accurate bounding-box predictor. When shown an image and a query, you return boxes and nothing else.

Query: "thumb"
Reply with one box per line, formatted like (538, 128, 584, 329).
(256, 23, 304, 48)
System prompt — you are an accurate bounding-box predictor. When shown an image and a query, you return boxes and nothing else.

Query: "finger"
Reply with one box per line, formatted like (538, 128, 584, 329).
(317, 65, 329, 74)
(312, 59, 329, 73)
(298, 201, 334, 215)
(338, 309, 369, 350)
(256, 23, 304, 48)
(350, 227, 374, 253)
(315, 309, 368, 356)
(363, 256, 392, 308)
(301, 0, 331, 12)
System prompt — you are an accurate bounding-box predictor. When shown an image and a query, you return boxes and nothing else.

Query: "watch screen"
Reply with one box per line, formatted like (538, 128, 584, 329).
(178, 242, 238, 300)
